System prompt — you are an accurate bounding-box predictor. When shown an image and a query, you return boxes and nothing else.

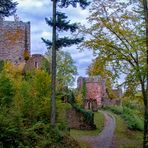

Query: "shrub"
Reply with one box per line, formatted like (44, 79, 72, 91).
(105, 106, 144, 131)
(12, 70, 52, 123)
(0, 64, 80, 147)
(0, 72, 14, 106)
(105, 106, 123, 115)
(0, 109, 24, 148)
(112, 106, 123, 114)
(122, 107, 144, 131)
(57, 100, 71, 127)
(72, 104, 94, 124)
(0, 109, 79, 148)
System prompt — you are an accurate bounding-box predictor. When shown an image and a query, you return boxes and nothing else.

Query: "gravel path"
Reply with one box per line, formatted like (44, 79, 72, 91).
(80, 111, 116, 148)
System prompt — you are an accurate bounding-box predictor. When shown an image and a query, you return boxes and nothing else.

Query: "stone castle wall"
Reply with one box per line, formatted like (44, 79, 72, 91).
(77, 76, 122, 110)
(0, 19, 30, 64)
(24, 54, 49, 73)
(77, 76, 106, 109)
(67, 108, 96, 130)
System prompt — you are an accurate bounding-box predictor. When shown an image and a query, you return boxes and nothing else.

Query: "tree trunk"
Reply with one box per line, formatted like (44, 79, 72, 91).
(51, 0, 57, 126)
(143, 0, 148, 147)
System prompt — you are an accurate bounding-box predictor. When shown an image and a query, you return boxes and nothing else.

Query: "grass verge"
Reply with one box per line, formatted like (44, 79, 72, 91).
(112, 113, 143, 148)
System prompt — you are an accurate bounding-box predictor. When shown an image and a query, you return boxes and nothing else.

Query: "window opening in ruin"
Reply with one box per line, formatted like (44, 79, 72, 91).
(34, 61, 38, 69)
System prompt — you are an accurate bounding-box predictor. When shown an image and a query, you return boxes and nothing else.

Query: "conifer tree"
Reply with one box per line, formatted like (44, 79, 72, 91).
(43, 0, 90, 126)
(0, 0, 17, 17)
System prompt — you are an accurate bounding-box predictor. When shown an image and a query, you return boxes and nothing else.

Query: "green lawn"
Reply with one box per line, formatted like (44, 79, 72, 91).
(70, 111, 104, 147)
(112, 114, 143, 148)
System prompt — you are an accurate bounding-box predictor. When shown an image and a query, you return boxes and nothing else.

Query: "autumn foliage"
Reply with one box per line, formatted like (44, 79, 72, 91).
(0, 62, 78, 147)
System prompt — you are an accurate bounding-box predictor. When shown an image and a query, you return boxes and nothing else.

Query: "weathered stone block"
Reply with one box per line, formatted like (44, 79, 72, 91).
(0, 20, 30, 64)
(77, 76, 106, 109)
(67, 108, 96, 130)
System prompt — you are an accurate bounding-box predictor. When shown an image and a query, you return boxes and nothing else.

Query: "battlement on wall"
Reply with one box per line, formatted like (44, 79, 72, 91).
(84, 76, 104, 83)
(77, 76, 105, 88)
(0, 19, 30, 64)
(77, 75, 106, 109)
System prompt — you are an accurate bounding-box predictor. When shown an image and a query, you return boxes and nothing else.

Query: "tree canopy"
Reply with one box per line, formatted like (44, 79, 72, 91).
(46, 50, 77, 89)
(80, 1, 148, 146)
(0, 0, 17, 17)
(80, 0, 146, 99)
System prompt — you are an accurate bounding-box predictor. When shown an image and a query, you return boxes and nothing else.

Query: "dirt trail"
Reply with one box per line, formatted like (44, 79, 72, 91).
(80, 111, 116, 148)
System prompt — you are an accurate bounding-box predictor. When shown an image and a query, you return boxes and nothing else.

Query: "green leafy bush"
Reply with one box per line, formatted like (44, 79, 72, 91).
(105, 106, 144, 131)
(0, 72, 14, 106)
(57, 100, 71, 132)
(107, 106, 123, 115)
(0, 115, 79, 148)
(122, 107, 144, 131)
(0, 64, 79, 147)
(72, 104, 94, 124)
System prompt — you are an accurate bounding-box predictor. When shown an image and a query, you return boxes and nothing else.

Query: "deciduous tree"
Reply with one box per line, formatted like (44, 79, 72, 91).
(79, 0, 147, 146)
(46, 50, 77, 90)
(87, 56, 117, 99)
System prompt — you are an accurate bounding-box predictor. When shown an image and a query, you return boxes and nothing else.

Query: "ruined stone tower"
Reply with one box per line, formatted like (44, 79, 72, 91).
(0, 16, 30, 64)
(77, 76, 106, 110)
(77, 76, 123, 110)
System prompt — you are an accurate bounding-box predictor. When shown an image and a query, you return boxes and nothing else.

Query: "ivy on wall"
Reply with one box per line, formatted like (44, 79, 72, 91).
(72, 104, 94, 125)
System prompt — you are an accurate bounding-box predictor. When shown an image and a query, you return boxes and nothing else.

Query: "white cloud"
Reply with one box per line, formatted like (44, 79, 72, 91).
(13, 0, 94, 79)
(41, 31, 52, 39)
(17, 0, 50, 8)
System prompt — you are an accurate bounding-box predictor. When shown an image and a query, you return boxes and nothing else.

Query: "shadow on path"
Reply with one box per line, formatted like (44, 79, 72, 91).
(80, 111, 116, 148)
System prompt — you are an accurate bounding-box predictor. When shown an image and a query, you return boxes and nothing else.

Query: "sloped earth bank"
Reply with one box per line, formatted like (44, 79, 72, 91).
(80, 111, 116, 148)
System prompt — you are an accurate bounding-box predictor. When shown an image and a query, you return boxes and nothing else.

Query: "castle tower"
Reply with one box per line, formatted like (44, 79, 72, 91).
(77, 76, 106, 110)
(0, 17, 30, 64)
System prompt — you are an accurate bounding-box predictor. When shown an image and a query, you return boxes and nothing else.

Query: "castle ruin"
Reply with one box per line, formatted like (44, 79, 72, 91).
(0, 16, 30, 64)
(77, 76, 106, 111)
(77, 76, 122, 111)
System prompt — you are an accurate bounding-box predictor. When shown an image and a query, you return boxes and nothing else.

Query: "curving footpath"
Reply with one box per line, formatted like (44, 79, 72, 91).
(80, 111, 116, 148)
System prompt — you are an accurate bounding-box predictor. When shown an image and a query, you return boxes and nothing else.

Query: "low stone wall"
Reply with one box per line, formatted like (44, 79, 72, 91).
(67, 109, 96, 130)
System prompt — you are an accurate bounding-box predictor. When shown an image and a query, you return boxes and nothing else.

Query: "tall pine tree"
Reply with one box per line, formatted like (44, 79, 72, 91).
(42, 0, 90, 126)
(0, 0, 17, 17)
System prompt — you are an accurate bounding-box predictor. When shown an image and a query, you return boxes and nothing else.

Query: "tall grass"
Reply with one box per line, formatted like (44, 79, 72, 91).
(104, 106, 144, 131)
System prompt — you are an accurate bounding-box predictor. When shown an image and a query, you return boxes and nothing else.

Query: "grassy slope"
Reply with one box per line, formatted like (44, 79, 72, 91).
(112, 114, 143, 148)
(70, 109, 142, 148)
(70, 111, 104, 148)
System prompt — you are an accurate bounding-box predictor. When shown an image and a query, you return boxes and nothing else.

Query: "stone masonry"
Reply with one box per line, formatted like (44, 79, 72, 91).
(77, 76, 106, 110)
(77, 76, 122, 111)
(0, 17, 30, 64)
(24, 54, 49, 73)
(67, 108, 96, 130)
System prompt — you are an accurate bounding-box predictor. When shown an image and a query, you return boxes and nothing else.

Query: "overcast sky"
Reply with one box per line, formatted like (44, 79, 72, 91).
(7, 0, 95, 80)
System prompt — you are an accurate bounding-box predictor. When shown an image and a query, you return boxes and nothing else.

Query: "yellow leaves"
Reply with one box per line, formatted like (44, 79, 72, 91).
(31, 69, 51, 97)
(88, 56, 113, 79)
(121, 15, 131, 20)
(75, 93, 83, 106)
(23, 49, 30, 61)
(3, 62, 25, 79)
